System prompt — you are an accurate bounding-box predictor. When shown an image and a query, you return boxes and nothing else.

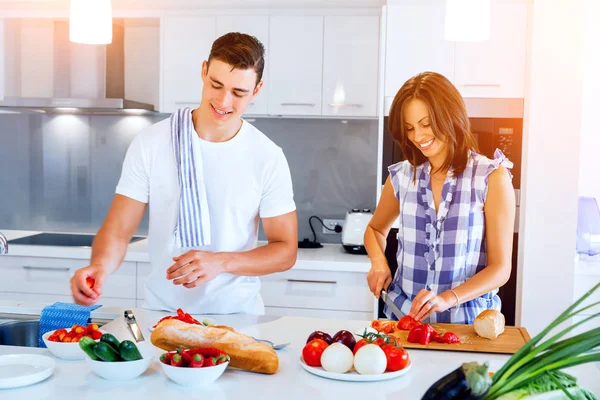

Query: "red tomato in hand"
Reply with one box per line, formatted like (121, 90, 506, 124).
(85, 277, 95, 289)
(302, 339, 329, 367)
(381, 344, 410, 372)
(397, 316, 421, 331)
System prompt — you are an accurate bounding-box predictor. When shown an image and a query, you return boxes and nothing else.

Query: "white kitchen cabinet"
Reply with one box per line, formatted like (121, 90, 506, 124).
(259, 268, 374, 319)
(0, 256, 136, 299)
(160, 16, 216, 113)
(136, 262, 150, 306)
(216, 16, 270, 116)
(453, 1, 528, 98)
(0, 292, 136, 308)
(385, 1, 455, 98)
(322, 16, 380, 117)
(267, 16, 323, 116)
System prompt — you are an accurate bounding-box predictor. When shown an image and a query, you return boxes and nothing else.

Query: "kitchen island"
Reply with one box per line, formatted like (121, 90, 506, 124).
(1, 308, 599, 399)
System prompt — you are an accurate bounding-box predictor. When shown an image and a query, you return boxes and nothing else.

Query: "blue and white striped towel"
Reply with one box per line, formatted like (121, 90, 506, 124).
(171, 107, 211, 248)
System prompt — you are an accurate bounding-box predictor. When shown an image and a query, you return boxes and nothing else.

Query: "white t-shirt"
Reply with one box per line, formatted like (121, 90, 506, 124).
(115, 117, 296, 314)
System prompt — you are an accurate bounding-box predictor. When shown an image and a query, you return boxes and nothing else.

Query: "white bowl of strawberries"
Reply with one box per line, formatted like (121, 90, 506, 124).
(42, 323, 103, 360)
(158, 348, 230, 386)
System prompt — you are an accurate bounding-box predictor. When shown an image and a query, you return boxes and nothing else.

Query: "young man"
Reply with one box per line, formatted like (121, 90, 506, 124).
(70, 33, 298, 314)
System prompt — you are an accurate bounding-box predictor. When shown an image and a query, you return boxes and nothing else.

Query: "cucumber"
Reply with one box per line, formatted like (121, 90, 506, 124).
(79, 336, 99, 360)
(119, 340, 142, 361)
(100, 333, 121, 353)
(94, 341, 122, 362)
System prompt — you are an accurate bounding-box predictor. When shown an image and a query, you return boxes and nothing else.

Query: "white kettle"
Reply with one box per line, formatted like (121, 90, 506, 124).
(341, 209, 374, 255)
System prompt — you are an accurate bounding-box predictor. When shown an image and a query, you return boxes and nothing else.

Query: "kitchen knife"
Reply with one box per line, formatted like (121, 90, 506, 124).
(380, 289, 405, 319)
(124, 309, 145, 342)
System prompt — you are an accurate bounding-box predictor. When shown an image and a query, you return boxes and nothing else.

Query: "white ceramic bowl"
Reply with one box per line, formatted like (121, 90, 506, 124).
(84, 344, 153, 381)
(159, 359, 229, 386)
(42, 330, 102, 360)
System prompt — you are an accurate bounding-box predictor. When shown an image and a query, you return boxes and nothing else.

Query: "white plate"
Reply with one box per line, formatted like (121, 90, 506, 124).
(299, 357, 412, 382)
(0, 354, 56, 389)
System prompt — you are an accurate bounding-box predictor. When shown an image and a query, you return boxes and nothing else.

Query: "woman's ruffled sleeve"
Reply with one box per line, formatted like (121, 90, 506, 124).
(387, 161, 411, 202)
(487, 149, 514, 180)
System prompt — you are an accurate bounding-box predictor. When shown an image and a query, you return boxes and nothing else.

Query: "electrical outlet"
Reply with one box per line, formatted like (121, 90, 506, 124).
(322, 219, 344, 234)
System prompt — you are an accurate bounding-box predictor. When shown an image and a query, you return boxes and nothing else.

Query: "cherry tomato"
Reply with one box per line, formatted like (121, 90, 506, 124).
(381, 344, 410, 372)
(302, 339, 329, 367)
(353, 338, 369, 354)
(85, 277, 95, 289)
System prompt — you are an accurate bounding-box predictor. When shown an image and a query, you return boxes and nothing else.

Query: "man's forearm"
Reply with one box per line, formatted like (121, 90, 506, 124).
(90, 231, 130, 275)
(220, 241, 297, 276)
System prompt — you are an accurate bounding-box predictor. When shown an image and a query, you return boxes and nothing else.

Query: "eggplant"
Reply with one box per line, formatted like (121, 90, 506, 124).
(421, 362, 492, 400)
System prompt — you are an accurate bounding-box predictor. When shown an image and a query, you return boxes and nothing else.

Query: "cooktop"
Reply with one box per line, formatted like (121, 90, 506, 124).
(7, 233, 146, 247)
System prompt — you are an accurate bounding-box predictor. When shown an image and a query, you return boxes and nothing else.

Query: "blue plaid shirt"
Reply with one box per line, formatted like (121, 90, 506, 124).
(386, 149, 513, 324)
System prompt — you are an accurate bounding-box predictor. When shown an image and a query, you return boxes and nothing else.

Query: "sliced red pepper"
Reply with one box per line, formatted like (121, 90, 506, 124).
(170, 354, 183, 367)
(407, 324, 437, 345)
(440, 332, 460, 344)
(397, 316, 422, 331)
(190, 353, 204, 368)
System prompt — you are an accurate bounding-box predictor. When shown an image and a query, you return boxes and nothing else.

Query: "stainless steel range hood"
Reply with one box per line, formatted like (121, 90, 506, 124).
(0, 19, 155, 114)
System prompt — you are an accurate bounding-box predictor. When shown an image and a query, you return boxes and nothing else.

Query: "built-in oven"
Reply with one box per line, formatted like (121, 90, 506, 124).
(380, 111, 523, 325)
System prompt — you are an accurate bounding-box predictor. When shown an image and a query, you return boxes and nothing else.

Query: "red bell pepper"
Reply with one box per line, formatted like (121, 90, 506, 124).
(407, 324, 437, 345)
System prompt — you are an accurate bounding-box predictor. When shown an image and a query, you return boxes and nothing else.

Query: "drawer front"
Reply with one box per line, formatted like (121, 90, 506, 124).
(0, 256, 136, 299)
(573, 276, 600, 316)
(265, 306, 373, 321)
(260, 269, 372, 312)
(0, 292, 136, 308)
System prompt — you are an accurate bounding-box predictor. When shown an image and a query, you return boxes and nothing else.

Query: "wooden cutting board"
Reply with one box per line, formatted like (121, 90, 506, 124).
(381, 322, 531, 354)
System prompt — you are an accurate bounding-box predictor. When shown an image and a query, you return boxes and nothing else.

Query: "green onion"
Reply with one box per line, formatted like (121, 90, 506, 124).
(484, 282, 600, 399)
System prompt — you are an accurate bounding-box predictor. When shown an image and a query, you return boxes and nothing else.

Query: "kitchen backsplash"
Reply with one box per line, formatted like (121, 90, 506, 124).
(0, 112, 378, 244)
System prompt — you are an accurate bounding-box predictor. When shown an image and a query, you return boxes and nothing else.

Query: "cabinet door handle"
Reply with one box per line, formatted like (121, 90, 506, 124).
(280, 103, 315, 107)
(462, 84, 501, 87)
(174, 101, 199, 105)
(287, 279, 337, 285)
(22, 266, 70, 272)
(328, 103, 363, 108)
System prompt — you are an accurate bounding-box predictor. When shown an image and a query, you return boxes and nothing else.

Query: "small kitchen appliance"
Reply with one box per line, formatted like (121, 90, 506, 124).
(341, 208, 373, 255)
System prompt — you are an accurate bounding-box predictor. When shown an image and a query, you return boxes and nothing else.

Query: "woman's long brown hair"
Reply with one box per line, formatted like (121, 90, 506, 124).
(388, 72, 478, 181)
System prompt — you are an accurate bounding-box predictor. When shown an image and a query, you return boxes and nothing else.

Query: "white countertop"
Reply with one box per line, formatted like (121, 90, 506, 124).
(1, 229, 371, 273)
(1, 307, 597, 399)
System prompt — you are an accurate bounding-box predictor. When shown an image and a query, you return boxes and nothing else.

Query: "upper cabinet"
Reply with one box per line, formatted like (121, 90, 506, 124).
(268, 16, 324, 116)
(161, 16, 216, 113)
(216, 16, 269, 116)
(159, 13, 381, 117)
(385, 3, 454, 98)
(322, 16, 380, 117)
(384, 0, 529, 103)
(453, 2, 528, 98)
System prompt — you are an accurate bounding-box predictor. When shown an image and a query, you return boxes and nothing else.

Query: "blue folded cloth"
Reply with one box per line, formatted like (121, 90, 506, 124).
(38, 302, 102, 348)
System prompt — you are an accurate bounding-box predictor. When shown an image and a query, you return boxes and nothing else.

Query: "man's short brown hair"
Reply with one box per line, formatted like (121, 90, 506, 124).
(208, 32, 265, 87)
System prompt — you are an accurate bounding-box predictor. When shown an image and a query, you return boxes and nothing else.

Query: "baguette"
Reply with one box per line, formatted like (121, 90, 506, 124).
(150, 319, 279, 374)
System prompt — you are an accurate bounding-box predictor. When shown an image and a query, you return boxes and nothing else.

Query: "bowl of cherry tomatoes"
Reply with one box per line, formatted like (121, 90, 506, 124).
(42, 323, 103, 360)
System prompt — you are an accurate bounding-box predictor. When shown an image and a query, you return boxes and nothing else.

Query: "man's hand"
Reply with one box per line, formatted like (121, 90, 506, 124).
(70, 265, 106, 306)
(166, 250, 226, 288)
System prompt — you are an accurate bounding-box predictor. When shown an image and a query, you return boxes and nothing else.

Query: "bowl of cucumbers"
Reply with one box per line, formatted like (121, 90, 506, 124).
(79, 333, 153, 381)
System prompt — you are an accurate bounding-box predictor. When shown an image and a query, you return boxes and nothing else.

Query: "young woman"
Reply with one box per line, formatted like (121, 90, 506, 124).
(365, 72, 515, 324)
